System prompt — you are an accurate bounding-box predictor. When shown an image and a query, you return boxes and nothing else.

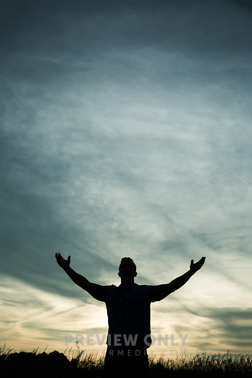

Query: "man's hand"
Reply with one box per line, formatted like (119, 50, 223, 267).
(55, 254, 104, 301)
(190, 257, 206, 273)
(55, 253, 71, 270)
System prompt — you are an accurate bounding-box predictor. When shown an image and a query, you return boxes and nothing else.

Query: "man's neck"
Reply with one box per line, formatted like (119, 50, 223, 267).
(120, 279, 135, 291)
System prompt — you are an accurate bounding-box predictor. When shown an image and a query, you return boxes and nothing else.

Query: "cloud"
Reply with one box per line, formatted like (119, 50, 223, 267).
(232, 0, 252, 12)
(1, 0, 252, 62)
(199, 307, 252, 349)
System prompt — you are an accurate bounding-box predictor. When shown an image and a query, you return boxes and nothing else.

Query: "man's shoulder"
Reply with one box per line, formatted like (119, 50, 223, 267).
(130, 284, 156, 297)
(99, 283, 156, 293)
(98, 284, 117, 292)
(94, 284, 117, 301)
(134, 284, 155, 289)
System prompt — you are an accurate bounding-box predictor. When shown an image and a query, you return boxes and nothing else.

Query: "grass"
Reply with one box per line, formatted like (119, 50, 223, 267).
(148, 352, 252, 377)
(0, 345, 251, 377)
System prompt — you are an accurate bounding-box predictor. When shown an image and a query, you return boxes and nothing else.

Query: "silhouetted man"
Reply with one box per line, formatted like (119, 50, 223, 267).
(55, 254, 205, 378)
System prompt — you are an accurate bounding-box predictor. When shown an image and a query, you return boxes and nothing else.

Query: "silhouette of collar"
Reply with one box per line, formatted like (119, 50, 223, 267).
(118, 283, 138, 292)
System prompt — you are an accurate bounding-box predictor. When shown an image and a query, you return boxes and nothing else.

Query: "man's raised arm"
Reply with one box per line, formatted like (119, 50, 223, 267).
(152, 257, 206, 302)
(55, 253, 104, 301)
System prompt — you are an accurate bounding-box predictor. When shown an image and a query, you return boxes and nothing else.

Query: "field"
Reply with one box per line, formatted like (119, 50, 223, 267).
(0, 345, 251, 378)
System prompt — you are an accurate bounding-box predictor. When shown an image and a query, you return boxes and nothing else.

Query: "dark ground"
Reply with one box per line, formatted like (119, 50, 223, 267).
(0, 349, 251, 378)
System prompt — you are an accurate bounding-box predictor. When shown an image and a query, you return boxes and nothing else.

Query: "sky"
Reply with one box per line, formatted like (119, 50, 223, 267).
(0, 0, 252, 358)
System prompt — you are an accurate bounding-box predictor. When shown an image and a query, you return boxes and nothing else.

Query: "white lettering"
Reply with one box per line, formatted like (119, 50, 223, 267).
(143, 334, 152, 347)
(114, 334, 121, 346)
(64, 334, 73, 346)
(75, 334, 84, 346)
(87, 334, 94, 346)
(123, 334, 138, 346)
(179, 334, 188, 346)
(171, 334, 178, 346)
(96, 334, 106, 346)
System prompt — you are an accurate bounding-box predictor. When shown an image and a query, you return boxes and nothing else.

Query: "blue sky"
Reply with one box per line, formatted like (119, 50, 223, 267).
(1, 0, 252, 357)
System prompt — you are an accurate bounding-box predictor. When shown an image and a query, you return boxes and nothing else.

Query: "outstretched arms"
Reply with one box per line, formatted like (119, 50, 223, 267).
(55, 253, 104, 301)
(152, 257, 206, 302)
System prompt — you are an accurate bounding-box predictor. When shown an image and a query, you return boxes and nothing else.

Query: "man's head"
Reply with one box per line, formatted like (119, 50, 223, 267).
(118, 257, 137, 279)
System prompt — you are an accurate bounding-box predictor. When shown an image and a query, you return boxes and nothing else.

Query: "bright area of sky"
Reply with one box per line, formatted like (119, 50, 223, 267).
(1, 0, 252, 358)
